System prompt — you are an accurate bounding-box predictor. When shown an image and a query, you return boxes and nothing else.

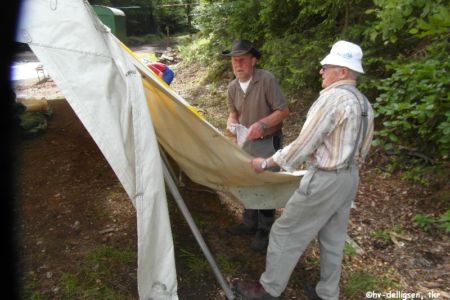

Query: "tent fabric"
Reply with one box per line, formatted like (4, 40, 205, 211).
(17, 1, 177, 299)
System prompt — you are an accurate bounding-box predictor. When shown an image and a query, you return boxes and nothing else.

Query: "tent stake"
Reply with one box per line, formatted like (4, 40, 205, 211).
(162, 162, 235, 300)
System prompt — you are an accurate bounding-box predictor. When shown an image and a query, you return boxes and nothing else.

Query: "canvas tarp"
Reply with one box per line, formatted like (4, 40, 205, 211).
(17, 0, 304, 299)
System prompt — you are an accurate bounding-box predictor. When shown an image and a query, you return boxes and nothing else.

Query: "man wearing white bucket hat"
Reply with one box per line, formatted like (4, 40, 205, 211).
(236, 41, 374, 300)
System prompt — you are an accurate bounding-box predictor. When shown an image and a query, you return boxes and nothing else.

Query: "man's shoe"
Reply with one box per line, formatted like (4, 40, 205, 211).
(250, 230, 269, 253)
(235, 281, 278, 300)
(227, 223, 257, 236)
(303, 282, 323, 300)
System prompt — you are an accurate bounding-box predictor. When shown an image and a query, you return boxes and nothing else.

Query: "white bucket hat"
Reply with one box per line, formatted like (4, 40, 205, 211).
(320, 41, 364, 73)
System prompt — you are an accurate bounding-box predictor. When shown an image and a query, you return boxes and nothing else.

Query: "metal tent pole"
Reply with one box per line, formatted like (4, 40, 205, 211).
(159, 146, 180, 186)
(161, 162, 235, 300)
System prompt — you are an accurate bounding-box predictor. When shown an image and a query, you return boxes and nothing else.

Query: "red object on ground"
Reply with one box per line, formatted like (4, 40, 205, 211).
(147, 63, 166, 77)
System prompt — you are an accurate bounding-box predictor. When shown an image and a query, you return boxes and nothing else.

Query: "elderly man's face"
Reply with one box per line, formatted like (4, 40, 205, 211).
(231, 53, 256, 82)
(320, 65, 346, 88)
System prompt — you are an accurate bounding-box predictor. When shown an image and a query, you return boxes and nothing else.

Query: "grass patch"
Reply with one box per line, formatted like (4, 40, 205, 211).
(176, 36, 210, 64)
(344, 271, 399, 299)
(58, 246, 136, 299)
(179, 248, 209, 275)
(21, 271, 44, 300)
(216, 255, 239, 276)
(343, 242, 358, 259)
(370, 224, 404, 243)
(106, 183, 127, 200)
(189, 213, 209, 231)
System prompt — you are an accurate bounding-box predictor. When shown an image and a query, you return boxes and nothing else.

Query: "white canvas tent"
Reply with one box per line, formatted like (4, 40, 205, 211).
(17, 1, 177, 298)
(17, 1, 303, 299)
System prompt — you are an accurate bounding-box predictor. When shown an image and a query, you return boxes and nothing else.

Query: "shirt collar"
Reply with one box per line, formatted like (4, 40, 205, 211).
(232, 68, 261, 87)
(320, 79, 356, 95)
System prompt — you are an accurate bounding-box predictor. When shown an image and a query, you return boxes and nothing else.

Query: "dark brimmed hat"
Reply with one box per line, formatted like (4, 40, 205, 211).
(222, 40, 261, 59)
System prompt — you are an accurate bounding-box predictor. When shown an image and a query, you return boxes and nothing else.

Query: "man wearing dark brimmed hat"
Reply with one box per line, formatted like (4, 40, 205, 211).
(222, 39, 290, 253)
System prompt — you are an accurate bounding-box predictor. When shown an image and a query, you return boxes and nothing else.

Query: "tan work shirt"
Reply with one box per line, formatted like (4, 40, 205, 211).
(227, 69, 287, 137)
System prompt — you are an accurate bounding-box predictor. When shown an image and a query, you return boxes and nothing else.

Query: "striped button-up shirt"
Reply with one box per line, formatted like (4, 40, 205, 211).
(272, 80, 374, 171)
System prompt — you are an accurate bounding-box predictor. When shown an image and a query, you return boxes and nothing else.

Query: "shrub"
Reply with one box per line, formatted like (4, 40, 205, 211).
(372, 53, 450, 159)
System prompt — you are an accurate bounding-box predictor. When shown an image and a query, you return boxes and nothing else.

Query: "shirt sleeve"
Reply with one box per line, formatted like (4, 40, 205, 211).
(264, 73, 287, 111)
(227, 82, 237, 113)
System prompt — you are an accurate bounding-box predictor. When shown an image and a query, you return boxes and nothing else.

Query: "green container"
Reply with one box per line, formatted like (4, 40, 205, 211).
(92, 5, 127, 41)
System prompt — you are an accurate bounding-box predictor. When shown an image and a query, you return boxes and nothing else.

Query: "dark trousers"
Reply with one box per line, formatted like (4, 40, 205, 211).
(242, 135, 282, 232)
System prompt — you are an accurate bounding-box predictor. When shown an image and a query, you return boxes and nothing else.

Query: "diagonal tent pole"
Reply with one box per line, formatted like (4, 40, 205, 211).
(159, 147, 180, 186)
(160, 154, 235, 300)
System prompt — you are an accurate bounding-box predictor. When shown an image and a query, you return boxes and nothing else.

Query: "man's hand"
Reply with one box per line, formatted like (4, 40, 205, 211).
(226, 112, 239, 137)
(251, 157, 266, 173)
(226, 123, 237, 136)
(246, 122, 265, 140)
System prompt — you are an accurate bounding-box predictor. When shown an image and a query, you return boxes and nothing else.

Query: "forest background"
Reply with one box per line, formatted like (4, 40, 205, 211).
(89, 0, 450, 224)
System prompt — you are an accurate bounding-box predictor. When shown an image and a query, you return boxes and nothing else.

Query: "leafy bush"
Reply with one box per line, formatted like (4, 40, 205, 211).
(192, 0, 370, 95)
(372, 54, 450, 159)
(193, 1, 263, 50)
(191, 0, 449, 164)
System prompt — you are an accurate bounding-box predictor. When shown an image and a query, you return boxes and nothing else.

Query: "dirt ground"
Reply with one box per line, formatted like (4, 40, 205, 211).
(13, 47, 449, 300)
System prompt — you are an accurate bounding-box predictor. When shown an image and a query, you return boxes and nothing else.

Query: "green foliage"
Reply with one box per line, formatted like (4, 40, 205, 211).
(364, 0, 448, 45)
(190, 0, 449, 164)
(400, 166, 429, 185)
(413, 210, 450, 233)
(56, 246, 136, 299)
(21, 271, 44, 300)
(90, 0, 195, 35)
(362, 0, 450, 162)
(177, 37, 213, 64)
(261, 35, 327, 94)
(437, 210, 450, 232)
(193, 1, 263, 43)
(370, 229, 391, 242)
(179, 248, 209, 274)
(154, 0, 191, 34)
(411, 4, 450, 38)
(192, 0, 372, 94)
(412, 213, 435, 231)
(344, 271, 399, 299)
(216, 255, 240, 275)
(86, 245, 136, 265)
(343, 242, 357, 258)
(370, 224, 404, 243)
(61, 273, 81, 299)
(192, 0, 264, 67)
(372, 54, 450, 158)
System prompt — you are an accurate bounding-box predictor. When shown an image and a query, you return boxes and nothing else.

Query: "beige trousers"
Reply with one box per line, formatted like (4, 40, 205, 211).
(260, 166, 359, 299)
